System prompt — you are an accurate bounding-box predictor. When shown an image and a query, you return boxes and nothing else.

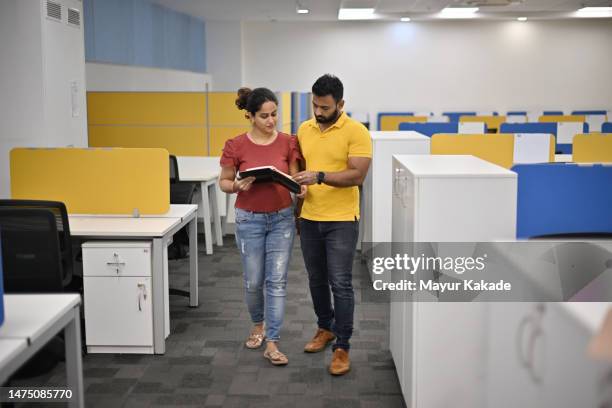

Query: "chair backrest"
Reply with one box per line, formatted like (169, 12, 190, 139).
(169, 155, 179, 183)
(0, 200, 72, 287)
(0, 208, 64, 293)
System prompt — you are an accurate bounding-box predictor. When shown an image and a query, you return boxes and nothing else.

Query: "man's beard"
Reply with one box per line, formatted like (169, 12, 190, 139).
(316, 109, 339, 124)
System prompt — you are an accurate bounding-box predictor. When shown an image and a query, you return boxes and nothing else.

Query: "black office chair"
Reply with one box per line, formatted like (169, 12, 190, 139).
(168, 155, 198, 259)
(0, 208, 64, 293)
(0, 200, 74, 289)
(0, 208, 67, 379)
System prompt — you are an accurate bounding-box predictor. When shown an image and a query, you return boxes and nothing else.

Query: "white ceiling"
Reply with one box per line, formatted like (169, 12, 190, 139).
(152, 0, 612, 21)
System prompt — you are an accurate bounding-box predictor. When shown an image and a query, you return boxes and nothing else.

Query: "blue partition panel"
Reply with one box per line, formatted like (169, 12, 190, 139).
(572, 110, 608, 116)
(513, 163, 612, 239)
(377, 112, 414, 130)
(602, 123, 612, 133)
(442, 112, 476, 122)
(507, 111, 527, 115)
(542, 111, 564, 116)
(398, 122, 459, 137)
(500, 122, 558, 136)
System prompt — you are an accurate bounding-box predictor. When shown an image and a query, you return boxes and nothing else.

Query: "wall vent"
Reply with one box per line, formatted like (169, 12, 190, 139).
(67, 8, 81, 27)
(46, 0, 62, 21)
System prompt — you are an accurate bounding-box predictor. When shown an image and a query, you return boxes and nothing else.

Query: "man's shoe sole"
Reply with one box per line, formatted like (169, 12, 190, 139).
(329, 366, 350, 376)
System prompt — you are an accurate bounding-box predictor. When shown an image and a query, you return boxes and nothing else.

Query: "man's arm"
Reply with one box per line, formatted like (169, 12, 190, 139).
(293, 156, 371, 187)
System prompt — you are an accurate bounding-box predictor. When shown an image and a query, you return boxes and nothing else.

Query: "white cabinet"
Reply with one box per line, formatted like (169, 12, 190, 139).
(391, 155, 517, 408)
(83, 242, 155, 354)
(487, 302, 612, 407)
(361, 131, 430, 280)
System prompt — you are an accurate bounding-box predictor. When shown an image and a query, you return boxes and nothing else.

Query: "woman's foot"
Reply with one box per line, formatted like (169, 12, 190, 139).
(263, 341, 288, 366)
(245, 323, 265, 349)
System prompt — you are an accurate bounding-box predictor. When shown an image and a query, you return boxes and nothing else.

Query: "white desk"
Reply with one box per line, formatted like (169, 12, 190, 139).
(69, 204, 198, 354)
(176, 156, 223, 255)
(0, 294, 84, 407)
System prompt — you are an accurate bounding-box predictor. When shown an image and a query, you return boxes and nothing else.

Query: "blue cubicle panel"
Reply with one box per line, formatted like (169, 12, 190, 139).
(542, 111, 564, 116)
(602, 123, 612, 133)
(398, 122, 459, 136)
(572, 110, 608, 116)
(500, 122, 558, 136)
(507, 111, 527, 115)
(442, 112, 476, 122)
(513, 163, 612, 239)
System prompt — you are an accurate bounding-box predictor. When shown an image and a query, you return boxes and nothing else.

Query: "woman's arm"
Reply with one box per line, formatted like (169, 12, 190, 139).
(218, 166, 255, 193)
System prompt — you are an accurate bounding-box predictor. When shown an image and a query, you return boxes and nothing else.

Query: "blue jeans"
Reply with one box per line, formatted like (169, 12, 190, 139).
(235, 206, 295, 342)
(299, 218, 359, 351)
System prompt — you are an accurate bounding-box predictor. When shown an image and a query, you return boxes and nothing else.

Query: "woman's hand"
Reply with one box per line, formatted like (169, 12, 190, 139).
(233, 176, 256, 192)
(296, 184, 307, 199)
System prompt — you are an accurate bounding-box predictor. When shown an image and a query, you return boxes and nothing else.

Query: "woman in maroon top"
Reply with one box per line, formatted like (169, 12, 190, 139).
(218, 87, 305, 366)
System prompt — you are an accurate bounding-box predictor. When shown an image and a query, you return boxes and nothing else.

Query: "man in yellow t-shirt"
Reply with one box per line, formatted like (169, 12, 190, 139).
(293, 74, 372, 376)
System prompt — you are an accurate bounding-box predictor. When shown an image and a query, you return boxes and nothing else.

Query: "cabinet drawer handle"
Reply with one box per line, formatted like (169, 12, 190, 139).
(106, 262, 126, 266)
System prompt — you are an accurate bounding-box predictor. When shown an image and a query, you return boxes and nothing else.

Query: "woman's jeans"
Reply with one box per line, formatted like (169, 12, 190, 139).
(235, 206, 295, 342)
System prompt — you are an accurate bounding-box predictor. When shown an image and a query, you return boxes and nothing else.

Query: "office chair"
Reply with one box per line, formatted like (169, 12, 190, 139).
(0, 200, 74, 289)
(168, 155, 198, 259)
(0, 208, 64, 293)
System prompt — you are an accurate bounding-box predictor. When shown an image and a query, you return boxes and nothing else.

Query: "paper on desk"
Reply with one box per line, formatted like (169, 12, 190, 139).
(588, 308, 612, 361)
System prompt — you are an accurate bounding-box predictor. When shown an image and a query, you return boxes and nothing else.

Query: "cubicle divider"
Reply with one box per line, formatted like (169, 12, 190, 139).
(512, 163, 612, 238)
(378, 113, 422, 131)
(499, 122, 586, 154)
(88, 91, 293, 157)
(460, 115, 506, 133)
(602, 123, 612, 133)
(399, 122, 458, 136)
(431, 134, 515, 168)
(442, 111, 476, 122)
(88, 92, 208, 156)
(572, 111, 608, 132)
(539, 115, 585, 123)
(10, 148, 169, 214)
(572, 134, 612, 163)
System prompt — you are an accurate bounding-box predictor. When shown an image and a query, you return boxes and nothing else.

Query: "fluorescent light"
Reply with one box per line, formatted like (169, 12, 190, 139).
(576, 7, 612, 18)
(439, 7, 479, 18)
(517, 16, 527, 21)
(338, 8, 375, 20)
(297, 8, 309, 14)
(400, 17, 411, 22)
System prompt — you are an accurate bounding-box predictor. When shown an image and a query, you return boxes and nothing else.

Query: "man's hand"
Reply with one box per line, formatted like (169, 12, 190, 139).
(293, 171, 318, 185)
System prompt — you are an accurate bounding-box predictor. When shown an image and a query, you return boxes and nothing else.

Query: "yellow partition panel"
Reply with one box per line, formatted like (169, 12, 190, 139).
(573, 133, 612, 162)
(539, 115, 585, 123)
(431, 134, 515, 168)
(380, 115, 428, 131)
(281, 92, 292, 134)
(87, 92, 206, 125)
(460, 115, 507, 132)
(10, 148, 169, 214)
(208, 92, 249, 125)
(89, 126, 207, 156)
(209, 127, 250, 157)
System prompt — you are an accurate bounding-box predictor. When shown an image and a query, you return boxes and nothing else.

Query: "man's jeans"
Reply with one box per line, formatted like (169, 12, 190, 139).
(235, 206, 295, 342)
(299, 218, 359, 351)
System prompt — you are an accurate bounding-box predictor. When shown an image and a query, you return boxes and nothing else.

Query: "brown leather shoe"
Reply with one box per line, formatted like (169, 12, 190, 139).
(304, 328, 336, 353)
(329, 348, 350, 375)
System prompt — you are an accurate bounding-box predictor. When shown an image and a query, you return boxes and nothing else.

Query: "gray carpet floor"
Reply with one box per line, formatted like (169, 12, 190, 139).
(9, 234, 404, 407)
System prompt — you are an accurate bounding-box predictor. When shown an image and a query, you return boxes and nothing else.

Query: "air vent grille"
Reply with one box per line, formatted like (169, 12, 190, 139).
(46, 0, 62, 21)
(67, 8, 80, 27)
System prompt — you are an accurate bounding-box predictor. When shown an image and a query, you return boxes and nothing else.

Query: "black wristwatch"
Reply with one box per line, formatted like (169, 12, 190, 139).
(317, 171, 325, 184)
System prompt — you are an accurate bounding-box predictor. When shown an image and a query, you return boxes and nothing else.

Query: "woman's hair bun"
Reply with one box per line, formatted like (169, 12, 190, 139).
(235, 87, 252, 110)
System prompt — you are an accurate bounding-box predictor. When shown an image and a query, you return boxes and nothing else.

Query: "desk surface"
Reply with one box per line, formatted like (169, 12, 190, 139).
(69, 204, 197, 220)
(69, 216, 181, 237)
(394, 155, 516, 178)
(176, 156, 220, 181)
(0, 294, 81, 341)
(0, 338, 28, 368)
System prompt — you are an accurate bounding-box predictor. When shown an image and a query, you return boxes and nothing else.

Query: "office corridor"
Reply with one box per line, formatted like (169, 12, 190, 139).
(12, 236, 403, 407)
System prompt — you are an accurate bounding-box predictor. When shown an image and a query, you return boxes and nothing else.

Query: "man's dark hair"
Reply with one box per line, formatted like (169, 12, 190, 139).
(312, 74, 343, 103)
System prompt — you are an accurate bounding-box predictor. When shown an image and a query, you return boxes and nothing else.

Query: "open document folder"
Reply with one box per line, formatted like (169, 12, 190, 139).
(237, 166, 301, 194)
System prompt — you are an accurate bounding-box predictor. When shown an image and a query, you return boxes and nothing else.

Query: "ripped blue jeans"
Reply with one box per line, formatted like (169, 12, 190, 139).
(235, 206, 295, 342)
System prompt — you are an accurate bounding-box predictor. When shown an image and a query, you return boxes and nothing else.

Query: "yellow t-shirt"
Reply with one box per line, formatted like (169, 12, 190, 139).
(297, 112, 372, 221)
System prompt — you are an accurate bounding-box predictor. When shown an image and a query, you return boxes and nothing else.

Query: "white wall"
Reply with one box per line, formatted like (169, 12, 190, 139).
(0, 0, 87, 198)
(86, 62, 211, 92)
(205, 21, 243, 91)
(242, 20, 612, 127)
